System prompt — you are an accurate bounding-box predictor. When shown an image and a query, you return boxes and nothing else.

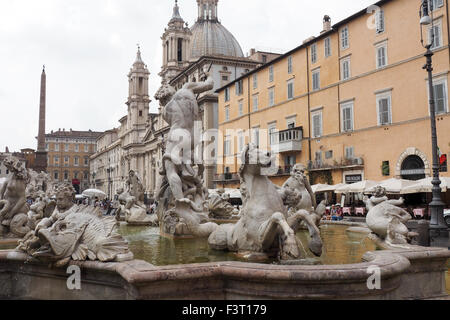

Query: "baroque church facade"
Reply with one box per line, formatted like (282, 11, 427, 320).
(90, 0, 276, 201)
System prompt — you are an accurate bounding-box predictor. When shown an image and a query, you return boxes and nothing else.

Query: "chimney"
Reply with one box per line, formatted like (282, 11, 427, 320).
(250, 48, 256, 56)
(322, 15, 331, 33)
(5, 147, 9, 153)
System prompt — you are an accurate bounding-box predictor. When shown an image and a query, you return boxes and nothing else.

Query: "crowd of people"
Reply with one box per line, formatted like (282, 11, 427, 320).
(322, 204, 344, 221)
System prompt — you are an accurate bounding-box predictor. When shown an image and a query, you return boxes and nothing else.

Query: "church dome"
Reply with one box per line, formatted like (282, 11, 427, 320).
(189, 20, 244, 59)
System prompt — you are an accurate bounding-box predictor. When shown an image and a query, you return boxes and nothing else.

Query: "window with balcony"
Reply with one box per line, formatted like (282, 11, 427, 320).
(345, 146, 355, 160)
(268, 123, 277, 146)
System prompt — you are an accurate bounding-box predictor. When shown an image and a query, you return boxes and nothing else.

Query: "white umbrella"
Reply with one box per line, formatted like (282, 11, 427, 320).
(365, 178, 416, 194)
(82, 189, 107, 199)
(335, 180, 379, 194)
(312, 183, 347, 193)
(400, 177, 450, 194)
(227, 189, 242, 199)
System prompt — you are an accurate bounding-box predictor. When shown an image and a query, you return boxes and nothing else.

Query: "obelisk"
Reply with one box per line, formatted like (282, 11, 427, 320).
(35, 66, 48, 173)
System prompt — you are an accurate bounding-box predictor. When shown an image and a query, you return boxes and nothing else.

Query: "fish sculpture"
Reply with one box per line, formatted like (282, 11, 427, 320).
(18, 205, 133, 267)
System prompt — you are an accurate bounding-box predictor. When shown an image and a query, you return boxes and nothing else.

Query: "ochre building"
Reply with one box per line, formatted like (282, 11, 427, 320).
(215, 0, 450, 188)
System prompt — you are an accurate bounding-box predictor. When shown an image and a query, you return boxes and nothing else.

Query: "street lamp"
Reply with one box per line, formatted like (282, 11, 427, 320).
(419, 0, 449, 247)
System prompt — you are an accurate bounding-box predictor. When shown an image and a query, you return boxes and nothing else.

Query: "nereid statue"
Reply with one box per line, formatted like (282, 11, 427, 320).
(18, 183, 133, 267)
(0, 157, 31, 237)
(115, 171, 158, 226)
(364, 186, 417, 248)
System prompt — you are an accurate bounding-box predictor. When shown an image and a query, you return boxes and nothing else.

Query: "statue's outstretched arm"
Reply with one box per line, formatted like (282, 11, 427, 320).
(304, 177, 317, 209)
(0, 182, 6, 199)
(184, 75, 214, 94)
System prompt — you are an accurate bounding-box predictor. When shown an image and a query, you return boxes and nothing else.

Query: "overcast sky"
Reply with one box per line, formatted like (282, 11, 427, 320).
(0, 0, 376, 152)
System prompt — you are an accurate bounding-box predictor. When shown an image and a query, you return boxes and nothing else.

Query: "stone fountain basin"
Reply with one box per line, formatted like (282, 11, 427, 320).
(0, 245, 448, 300)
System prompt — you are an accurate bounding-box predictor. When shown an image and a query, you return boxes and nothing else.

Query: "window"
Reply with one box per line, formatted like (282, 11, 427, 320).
(253, 74, 258, 89)
(325, 150, 333, 159)
(311, 44, 317, 64)
(238, 131, 245, 153)
(84, 172, 89, 180)
(54, 172, 59, 180)
(311, 111, 323, 138)
(269, 87, 275, 107)
(236, 80, 243, 96)
(64, 156, 69, 166)
(315, 151, 322, 165)
(324, 37, 331, 57)
(287, 80, 294, 100)
(222, 76, 228, 81)
(382, 161, 390, 176)
(74, 172, 79, 179)
(65, 144, 69, 152)
(312, 69, 320, 91)
(429, 20, 443, 50)
(54, 156, 59, 166)
(433, 78, 448, 114)
(431, 0, 444, 11)
(252, 94, 259, 111)
(345, 146, 355, 159)
(225, 106, 230, 121)
(224, 87, 230, 102)
(55, 144, 59, 152)
(287, 56, 293, 74)
(376, 91, 392, 125)
(75, 144, 79, 152)
(375, 9, 385, 34)
(341, 57, 351, 80)
(262, 55, 267, 63)
(74, 157, 79, 166)
(252, 127, 260, 148)
(238, 100, 244, 116)
(341, 102, 354, 132)
(45, 143, 49, 151)
(224, 136, 231, 156)
(64, 171, 69, 181)
(376, 42, 388, 69)
(268, 123, 277, 146)
(84, 157, 89, 166)
(269, 66, 274, 82)
(341, 26, 349, 49)
(84, 144, 89, 152)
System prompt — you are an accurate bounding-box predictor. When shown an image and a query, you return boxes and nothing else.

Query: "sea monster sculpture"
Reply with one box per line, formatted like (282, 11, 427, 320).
(17, 183, 133, 267)
(207, 144, 323, 260)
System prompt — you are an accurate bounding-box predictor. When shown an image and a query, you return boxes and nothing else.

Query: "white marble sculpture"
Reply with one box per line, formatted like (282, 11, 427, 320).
(278, 164, 323, 227)
(364, 186, 417, 248)
(154, 73, 214, 237)
(0, 157, 31, 237)
(207, 190, 238, 220)
(208, 144, 323, 260)
(17, 183, 133, 267)
(115, 171, 158, 226)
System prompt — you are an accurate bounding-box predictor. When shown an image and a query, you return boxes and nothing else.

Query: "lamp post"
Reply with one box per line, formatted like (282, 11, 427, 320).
(420, 0, 449, 248)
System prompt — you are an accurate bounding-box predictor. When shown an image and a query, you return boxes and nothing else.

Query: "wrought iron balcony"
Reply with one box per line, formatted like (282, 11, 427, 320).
(270, 127, 303, 153)
(307, 156, 365, 171)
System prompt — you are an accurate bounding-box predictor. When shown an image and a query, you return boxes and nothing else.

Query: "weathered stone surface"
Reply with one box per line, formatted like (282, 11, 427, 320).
(0, 245, 448, 300)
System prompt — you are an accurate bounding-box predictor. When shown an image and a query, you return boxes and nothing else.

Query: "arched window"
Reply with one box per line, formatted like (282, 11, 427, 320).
(401, 155, 426, 181)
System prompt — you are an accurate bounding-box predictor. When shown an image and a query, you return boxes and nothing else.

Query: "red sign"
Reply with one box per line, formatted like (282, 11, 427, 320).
(72, 179, 80, 185)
